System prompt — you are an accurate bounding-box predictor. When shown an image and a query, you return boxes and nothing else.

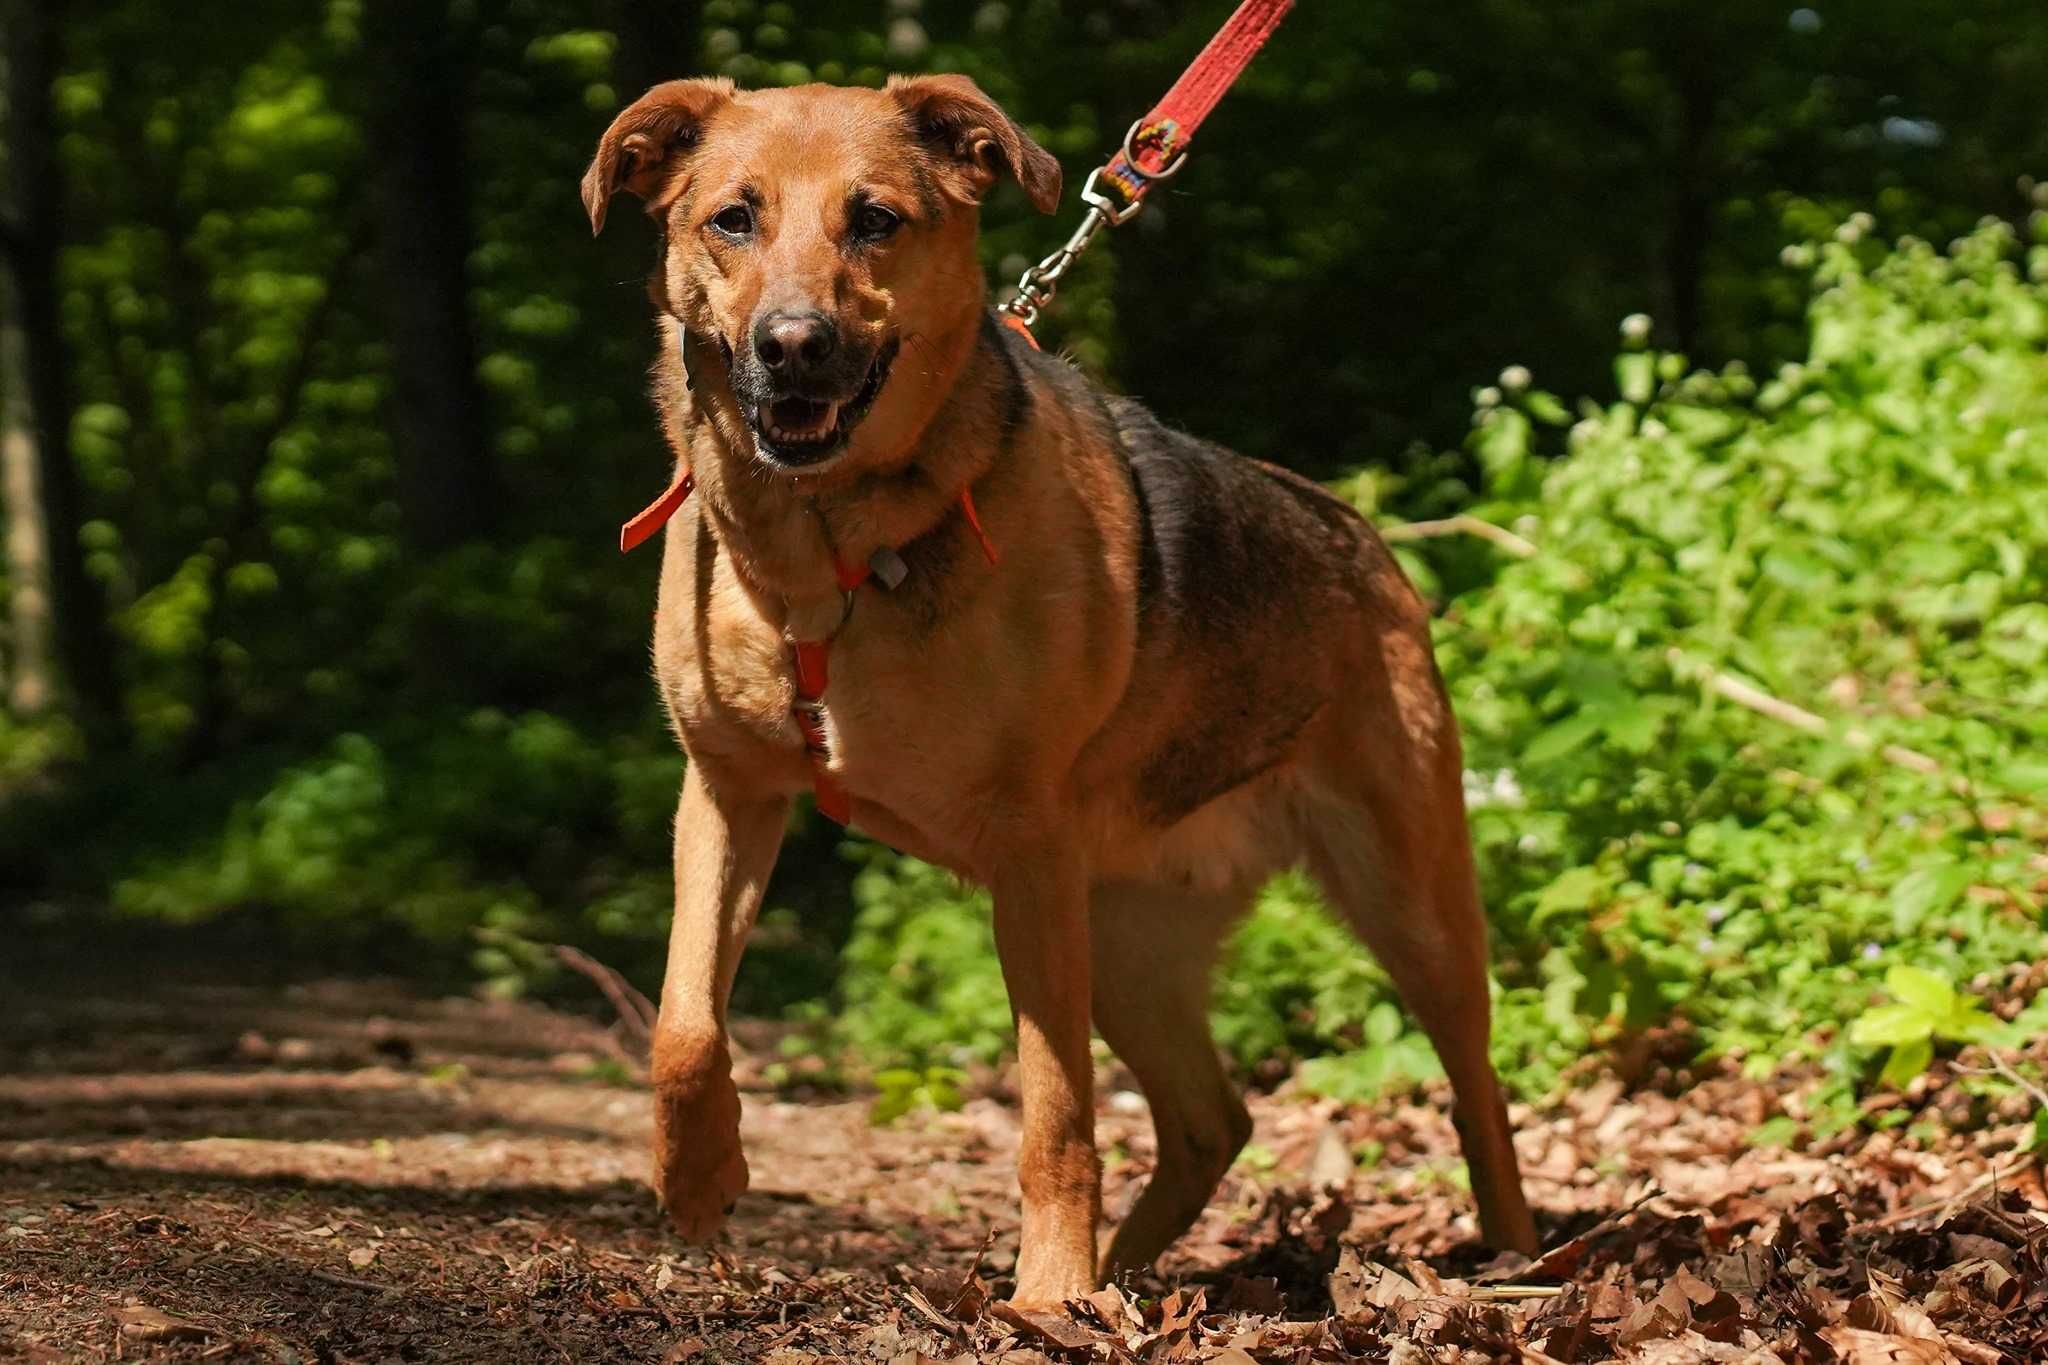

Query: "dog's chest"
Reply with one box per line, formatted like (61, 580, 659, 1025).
(660, 585, 1001, 850)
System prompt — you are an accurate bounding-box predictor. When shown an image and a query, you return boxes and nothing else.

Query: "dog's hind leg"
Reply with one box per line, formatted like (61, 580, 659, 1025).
(1300, 784, 1539, 1254)
(1091, 884, 1253, 1282)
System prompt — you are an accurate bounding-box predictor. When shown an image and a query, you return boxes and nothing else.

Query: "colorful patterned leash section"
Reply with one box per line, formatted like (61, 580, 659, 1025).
(1099, 0, 1294, 201)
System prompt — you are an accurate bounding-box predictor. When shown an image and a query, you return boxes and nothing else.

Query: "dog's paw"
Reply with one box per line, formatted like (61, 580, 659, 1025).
(650, 1040, 749, 1242)
(1005, 1271, 1096, 1314)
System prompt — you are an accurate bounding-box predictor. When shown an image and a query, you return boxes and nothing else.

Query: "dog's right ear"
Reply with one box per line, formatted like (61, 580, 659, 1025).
(580, 78, 736, 235)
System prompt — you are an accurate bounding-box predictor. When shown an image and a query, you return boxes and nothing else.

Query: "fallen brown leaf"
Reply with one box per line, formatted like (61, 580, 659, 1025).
(113, 1305, 213, 1342)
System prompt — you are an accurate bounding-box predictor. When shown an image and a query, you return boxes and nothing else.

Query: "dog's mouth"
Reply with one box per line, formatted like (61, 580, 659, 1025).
(747, 338, 899, 467)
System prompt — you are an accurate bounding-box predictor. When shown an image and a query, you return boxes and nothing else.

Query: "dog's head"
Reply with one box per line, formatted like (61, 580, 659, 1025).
(582, 78, 1060, 474)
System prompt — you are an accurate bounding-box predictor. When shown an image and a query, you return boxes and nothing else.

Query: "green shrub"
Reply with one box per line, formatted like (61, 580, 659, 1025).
(59, 215, 2048, 1121)
(829, 217, 2048, 1105)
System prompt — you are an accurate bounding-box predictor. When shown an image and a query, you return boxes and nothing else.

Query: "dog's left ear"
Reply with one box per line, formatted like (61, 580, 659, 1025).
(887, 74, 1062, 215)
(581, 78, 737, 235)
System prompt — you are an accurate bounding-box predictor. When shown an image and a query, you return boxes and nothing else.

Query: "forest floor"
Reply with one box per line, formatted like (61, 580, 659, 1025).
(4, 978, 2048, 1363)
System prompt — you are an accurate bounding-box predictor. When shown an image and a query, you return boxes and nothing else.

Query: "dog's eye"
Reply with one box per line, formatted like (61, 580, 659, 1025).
(710, 204, 754, 237)
(852, 204, 901, 241)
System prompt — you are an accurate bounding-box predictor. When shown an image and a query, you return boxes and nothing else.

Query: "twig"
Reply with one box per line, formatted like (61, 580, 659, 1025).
(527, 1312, 573, 1364)
(551, 945, 659, 1041)
(1467, 1284, 1570, 1302)
(309, 1268, 398, 1294)
(1976, 1050, 2048, 1113)
(1380, 514, 1539, 558)
(900, 1287, 966, 1338)
(1869, 1152, 2036, 1229)
(1481, 1188, 1662, 1283)
(1666, 650, 1954, 782)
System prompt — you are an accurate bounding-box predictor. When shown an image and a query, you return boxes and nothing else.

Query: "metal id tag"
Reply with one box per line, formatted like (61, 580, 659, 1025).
(867, 546, 909, 590)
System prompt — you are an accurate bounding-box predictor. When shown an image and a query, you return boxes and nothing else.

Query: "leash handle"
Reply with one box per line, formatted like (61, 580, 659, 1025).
(999, 0, 1293, 329)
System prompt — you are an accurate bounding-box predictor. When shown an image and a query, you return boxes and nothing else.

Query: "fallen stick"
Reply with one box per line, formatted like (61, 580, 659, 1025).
(1380, 514, 1539, 558)
(1976, 1050, 2048, 1113)
(1868, 1152, 2036, 1229)
(1467, 1284, 1569, 1302)
(1665, 650, 1953, 782)
(552, 944, 659, 1042)
(1478, 1189, 1662, 1283)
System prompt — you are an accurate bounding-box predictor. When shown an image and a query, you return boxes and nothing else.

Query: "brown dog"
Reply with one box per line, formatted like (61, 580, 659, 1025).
(581, 75, 1536, 1306)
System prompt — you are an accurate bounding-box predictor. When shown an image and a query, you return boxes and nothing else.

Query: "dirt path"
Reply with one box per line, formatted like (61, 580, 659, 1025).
(4, 980, 2045, 1361)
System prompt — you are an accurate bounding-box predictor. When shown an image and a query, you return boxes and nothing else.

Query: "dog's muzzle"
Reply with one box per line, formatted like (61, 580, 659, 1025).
(737, 315, 898, 468)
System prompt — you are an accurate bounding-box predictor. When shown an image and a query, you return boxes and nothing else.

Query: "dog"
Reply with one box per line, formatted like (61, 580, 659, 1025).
(581, 74, 1537, 1307)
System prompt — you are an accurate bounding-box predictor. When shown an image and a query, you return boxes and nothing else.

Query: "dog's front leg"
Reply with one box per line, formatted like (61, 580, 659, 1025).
(992, 840, 1099, 1307)
(652, 762, 787, 1241)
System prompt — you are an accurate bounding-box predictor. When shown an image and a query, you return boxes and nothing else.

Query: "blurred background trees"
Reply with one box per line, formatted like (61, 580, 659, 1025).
(3, 1, 2045, 1107)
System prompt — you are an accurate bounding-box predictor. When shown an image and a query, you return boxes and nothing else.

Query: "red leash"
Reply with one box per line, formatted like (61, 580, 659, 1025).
(1000, 0, 1293, 330)
(622, 0, 1291, 824)
(1100, 0, 1294, 201)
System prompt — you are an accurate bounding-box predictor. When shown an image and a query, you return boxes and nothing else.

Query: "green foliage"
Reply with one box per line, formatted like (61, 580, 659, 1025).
(828, 847, 1010, 1071)
(11, 4, 2048, 1126)
(1848, 965, 1996, 1089)
(95, 711, 681, 992)
(1440, 217, 2048, 1098)
(869, 1066, 968, 1126)
(826, 218, 2048, 1106)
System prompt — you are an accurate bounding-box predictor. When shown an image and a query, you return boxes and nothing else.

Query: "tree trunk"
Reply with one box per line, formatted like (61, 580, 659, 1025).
(360, 0, 500, 553)
(0, 0, 122, 736)
(1, 287, 54, 715)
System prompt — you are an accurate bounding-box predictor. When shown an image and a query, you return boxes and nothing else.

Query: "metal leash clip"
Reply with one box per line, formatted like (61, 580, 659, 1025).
(999, 116, 1190, 327)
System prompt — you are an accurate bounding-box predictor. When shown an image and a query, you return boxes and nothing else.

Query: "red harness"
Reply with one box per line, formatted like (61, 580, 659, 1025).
(619, 451, 999, 825)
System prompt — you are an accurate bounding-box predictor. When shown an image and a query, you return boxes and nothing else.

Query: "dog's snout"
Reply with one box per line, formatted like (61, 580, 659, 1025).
(752, 311, 836, 379)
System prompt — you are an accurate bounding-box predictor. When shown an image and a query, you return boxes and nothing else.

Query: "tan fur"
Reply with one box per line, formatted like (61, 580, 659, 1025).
(584, 78, 1535, 1306)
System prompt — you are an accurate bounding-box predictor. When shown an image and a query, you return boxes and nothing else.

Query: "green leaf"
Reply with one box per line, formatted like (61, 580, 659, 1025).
(1365, 1001, 1405, 1046)
(1532, 866, 1614, 925)
(1523, 712, 1602, 765)
(1883, 964, 1957, 1017)
(1849, 1004, 1932, 1048)
(1615, 352, 1654, 404)
(869, 1091, 913, 1126)
(1998, 759, 2048, 794)
(1890, 864, 1971, 934)
(1941, 999, 1998, 1044)
(1476, 409, 1532, 484)
(1598, 699, 1662, 754)
(1879, 1036, 1934, 1089)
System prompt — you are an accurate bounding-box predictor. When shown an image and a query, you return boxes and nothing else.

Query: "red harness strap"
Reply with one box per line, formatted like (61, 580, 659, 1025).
(619, 472, 996, 825)
(619, 468, 696, 553)
(789, 638, 849, 822)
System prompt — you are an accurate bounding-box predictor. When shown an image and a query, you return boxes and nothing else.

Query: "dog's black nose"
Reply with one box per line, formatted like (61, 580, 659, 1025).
(752, 311, 835, 379)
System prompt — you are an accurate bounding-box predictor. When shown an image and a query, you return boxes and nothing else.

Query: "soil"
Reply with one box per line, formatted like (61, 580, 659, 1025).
(4, 978, 2046, 1362)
